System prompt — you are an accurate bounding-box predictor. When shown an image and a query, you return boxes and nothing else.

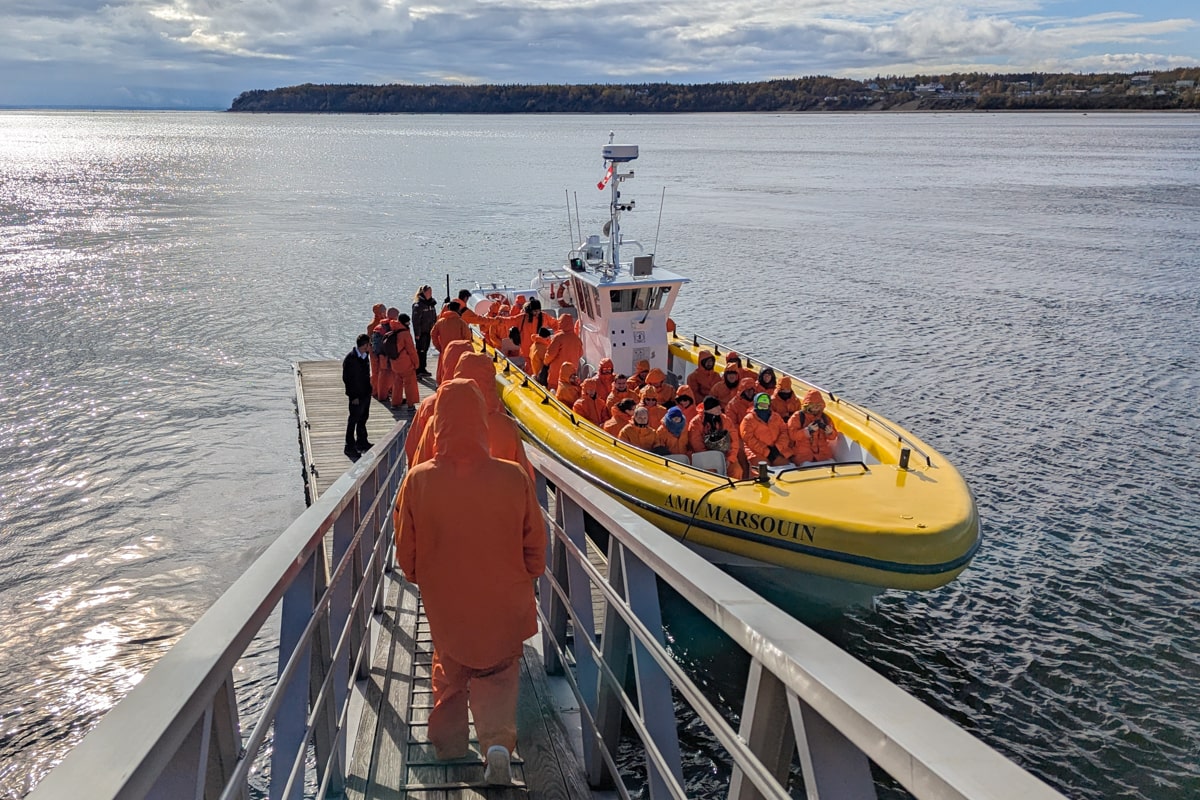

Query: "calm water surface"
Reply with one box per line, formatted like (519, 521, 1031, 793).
(0, 111, 1197, 798)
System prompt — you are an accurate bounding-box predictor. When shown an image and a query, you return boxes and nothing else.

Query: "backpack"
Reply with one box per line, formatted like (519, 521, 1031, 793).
(370, 328, 386, 356)
(382, 329, 400, 360)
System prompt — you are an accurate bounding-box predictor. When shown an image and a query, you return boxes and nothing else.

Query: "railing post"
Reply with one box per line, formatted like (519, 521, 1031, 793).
(270, 551, 317, 800)
(141, 707, 206, 799)
(305, 541, 342, 797)
(617, 544, 684, 800)
(592, 536, 631, 789)
(728, 661, 796, 800)
(558, 493, 605, 775)
(541, 513, 568, 676)
(788, 691, 877, 800)
(354, 473, 377, 682)
(207, 676, 246, 800)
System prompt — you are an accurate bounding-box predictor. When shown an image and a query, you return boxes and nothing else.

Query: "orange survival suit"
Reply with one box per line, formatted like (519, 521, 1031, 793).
(393, 380, 545, 759)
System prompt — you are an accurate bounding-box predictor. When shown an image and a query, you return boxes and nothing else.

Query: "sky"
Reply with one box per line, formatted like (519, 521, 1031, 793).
(1, 0, 1196, 109)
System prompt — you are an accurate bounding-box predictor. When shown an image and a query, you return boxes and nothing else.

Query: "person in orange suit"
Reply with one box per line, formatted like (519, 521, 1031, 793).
(603, 398, 637, 436)
(528, 327, 553, 384)
(431, 301, 473, 383)
(644, 368, 675, 406)
(656, 406, 689, 456)
(373, 308, 406, 403)
(740, 393, 792, 467)
(572, 377, 610, 427)
(410, 353, 533, 481)
(544, 312, 583, 389)
(368, 303, 387, 399)
(686, 350, 720, 400)
(688, 397, 744, 479)
(393, 380, 544, 781)
(511, 299, 556, 359)
(726, 377, 760, 426)
(404, 339, 475, 465)
(628, 359, 651, 391)
(605, 374, 637, 414)
(499, 326, 523, 368)
(789, 389, 840, 464)
(673, 385, 699, 423)
(618, 406, 658, 451)
(771, 376, 802, 422)
(554, 363, 581, 407)
(596, 358, 615, 399)
(638, 386, 665, 427)
(756, 367, 779, 396)
(709, 364, 742, 406)
(405, 340, 475, 462)
(388, 313, 421, 412)
(724, 352, 755, 384)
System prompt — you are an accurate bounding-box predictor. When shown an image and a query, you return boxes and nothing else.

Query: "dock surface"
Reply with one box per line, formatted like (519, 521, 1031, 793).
(295, 358, 439, 500)
(295, 355, 593, 799)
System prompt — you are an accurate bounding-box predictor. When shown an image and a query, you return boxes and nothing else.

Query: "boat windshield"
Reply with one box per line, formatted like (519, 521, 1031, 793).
(609, 285, 673, 313)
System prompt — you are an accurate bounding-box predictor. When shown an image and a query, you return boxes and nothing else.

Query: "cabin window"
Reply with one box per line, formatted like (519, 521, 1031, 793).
(572, 277, 595, 319)
(610, 286, 671, 313)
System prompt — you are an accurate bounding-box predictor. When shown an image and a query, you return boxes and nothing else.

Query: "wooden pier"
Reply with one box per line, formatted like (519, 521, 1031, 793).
(294, 357, 439, 501)
(294, 355, 594, 799)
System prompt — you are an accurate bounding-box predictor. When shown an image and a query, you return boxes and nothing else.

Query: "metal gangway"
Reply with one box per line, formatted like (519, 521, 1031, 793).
(28, 414, 1068, 799)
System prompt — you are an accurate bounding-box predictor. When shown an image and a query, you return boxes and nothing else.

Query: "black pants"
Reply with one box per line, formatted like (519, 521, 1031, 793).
(416, 332, 431, 372)
(346, 395, 370, 447)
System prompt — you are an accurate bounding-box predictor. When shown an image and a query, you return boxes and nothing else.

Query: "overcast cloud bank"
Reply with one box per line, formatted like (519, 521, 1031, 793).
(2, 0, 1196, 108)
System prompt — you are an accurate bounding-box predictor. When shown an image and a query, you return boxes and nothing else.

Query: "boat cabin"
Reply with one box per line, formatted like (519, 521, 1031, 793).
(471, 138, 688, 378)
(565, 257, 687, 378)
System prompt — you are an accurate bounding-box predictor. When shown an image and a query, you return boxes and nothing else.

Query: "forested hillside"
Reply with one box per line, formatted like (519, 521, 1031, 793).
(230, 70, 1200, 112)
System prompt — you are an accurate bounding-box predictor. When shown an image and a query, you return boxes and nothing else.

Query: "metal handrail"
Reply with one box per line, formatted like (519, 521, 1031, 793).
(32, 405, 1061, 800)
(529, 446, 1065, 800)
(537, 505, 790, 800)
(29, 420, 409, 800)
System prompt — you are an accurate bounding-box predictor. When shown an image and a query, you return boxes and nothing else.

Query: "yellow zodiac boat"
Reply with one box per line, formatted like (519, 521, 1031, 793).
(468, 137, 980, 591)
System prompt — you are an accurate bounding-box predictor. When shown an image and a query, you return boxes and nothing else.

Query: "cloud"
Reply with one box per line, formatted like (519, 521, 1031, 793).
(0, 0, 1196, 107)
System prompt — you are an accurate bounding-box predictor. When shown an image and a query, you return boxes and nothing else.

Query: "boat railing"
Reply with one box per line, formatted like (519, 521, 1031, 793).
(532, 445, 1065, 799)
(495, 347, 743, 486)
(673, 331, 936, 468)
(27, 419, 410, 800)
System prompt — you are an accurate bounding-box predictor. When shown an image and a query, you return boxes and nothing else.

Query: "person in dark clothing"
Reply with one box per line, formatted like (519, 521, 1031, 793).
(412, 285, 439, 378)
(343, 333, 374, 459)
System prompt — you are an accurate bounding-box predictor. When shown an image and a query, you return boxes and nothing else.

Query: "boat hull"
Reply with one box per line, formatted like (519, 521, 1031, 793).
(486, 339, 980, 591)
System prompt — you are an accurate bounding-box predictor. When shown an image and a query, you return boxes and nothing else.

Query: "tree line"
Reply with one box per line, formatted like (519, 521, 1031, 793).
(228, 70, 1200, 113)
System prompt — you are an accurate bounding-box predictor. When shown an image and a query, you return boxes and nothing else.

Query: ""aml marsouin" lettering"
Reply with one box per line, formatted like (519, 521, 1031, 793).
(663, 493, 815, 542)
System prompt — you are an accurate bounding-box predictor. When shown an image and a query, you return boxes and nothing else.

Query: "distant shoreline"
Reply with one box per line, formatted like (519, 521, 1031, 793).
(228, 72, 1200, 114)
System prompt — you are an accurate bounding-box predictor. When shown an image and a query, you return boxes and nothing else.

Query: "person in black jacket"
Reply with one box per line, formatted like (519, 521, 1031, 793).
(411, 285, 439, 378)
(343, 334, 374, 459)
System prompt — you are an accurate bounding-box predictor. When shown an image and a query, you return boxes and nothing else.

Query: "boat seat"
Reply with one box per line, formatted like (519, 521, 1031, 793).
(691, 451, 727, 476)
(664, 453, 690, 465)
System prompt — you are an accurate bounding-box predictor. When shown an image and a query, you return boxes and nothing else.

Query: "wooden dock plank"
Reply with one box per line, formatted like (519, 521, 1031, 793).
(296, 357, 439, 502)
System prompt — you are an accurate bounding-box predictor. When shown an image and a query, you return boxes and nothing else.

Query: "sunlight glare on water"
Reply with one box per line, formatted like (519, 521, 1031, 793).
(0, 110, 1198, 799)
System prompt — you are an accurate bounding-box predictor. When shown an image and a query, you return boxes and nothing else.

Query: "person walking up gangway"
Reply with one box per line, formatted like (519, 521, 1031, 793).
(393, 380, 545, 786)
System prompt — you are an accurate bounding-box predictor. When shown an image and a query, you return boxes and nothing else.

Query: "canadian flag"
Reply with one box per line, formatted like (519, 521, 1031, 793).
(596, 163, 613, 190)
